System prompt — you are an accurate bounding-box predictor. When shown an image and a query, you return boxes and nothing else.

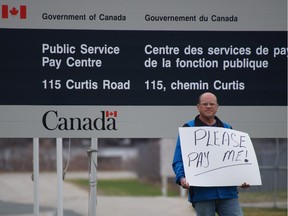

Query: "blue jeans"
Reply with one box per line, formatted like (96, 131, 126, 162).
(193, 198, 243, 216)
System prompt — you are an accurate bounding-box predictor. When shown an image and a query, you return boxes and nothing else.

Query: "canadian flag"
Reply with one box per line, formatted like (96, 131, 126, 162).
(2, 5, 27, 19)
(106, 111, 118, 118)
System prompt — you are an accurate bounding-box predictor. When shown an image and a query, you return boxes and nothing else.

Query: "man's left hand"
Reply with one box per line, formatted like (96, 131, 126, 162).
(240, 182, 250, 188)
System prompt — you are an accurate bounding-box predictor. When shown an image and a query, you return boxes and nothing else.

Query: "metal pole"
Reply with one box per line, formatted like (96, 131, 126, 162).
(273, 138, 280, 208)
(161, 176, 168, 196)
(89, 138, 98, 216)
(33, 138, 39, 216)
(56, 138, 63, 216)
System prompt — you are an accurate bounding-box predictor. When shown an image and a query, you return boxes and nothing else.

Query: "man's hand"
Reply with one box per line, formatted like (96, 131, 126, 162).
(240, 182, 250, 188)
(180, 178, 190, 189)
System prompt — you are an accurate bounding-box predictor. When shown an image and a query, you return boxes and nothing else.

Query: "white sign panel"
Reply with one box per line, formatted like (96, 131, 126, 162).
(179, 127, 262, 186)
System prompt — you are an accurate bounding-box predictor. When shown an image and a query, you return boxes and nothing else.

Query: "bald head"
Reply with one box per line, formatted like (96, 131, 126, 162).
(198, 92, 218, 105)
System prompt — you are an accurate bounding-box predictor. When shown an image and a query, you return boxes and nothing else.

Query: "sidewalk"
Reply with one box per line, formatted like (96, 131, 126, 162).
(0, 172, 194, 216)
(1, 172, 286, 216)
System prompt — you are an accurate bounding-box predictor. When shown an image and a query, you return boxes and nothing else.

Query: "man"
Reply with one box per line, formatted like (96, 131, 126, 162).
(172, 92, 249, 216)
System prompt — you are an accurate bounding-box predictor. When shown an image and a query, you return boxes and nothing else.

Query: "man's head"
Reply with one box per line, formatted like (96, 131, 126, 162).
(197, 92, 219, 122)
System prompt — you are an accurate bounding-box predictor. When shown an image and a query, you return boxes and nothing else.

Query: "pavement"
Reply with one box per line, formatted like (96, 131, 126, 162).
(0, 172, 195, 216)
(0, 172, 286, 216)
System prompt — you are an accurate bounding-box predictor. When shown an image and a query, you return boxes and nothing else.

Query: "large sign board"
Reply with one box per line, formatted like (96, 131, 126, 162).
(0, 30, 286, 106)
(179, 127, 262, 186)
(0, 0, 287, 138)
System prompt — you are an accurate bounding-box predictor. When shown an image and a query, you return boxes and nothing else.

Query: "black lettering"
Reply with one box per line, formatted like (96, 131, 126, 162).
(194, 128, 207, 146)
(42, 110, 117, 131)
(58, 117, 69, 130)
(222, 132, 230, 146)
(206, 130, 213, 146)
(188, 152, 198, 167)
(42, 110, 58, 130)
(223, 150, 235, 161)
(82, 118, 93, 130)
(230, 133, 240, 147)
(106, 118, 117, 130)
(213, 131, 220, 146)
(239, 136, 247, 148)
(235, 150, 244, 161)
(187, 151, 209, 168)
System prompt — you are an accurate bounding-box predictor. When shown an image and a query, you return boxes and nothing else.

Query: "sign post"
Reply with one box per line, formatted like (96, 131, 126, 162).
(33, 138, 39, 216)
(56, 138, 63, 216)
(88, 138, 98, 216)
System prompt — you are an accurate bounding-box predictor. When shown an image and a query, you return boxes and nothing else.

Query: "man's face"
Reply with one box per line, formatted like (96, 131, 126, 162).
(197, 93, 218, 119)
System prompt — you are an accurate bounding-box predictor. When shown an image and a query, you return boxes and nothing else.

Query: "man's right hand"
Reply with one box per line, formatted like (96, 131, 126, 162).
(180, 178, 190, 189)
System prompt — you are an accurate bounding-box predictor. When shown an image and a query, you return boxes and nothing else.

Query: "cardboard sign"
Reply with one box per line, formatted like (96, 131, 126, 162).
(179, 127, 262, 186)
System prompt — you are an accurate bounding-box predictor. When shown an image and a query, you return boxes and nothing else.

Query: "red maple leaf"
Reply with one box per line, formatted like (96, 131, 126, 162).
(10, 7, 19, 16)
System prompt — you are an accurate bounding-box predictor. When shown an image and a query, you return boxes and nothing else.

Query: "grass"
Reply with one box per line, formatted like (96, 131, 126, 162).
(69, 178, 287, 216)
(239, 191, 287, 203)
(69, 178, 179, 196)
(70, 178, 287, 201)
(97, 178, 162, 196)
(242, 207, 287, 216)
